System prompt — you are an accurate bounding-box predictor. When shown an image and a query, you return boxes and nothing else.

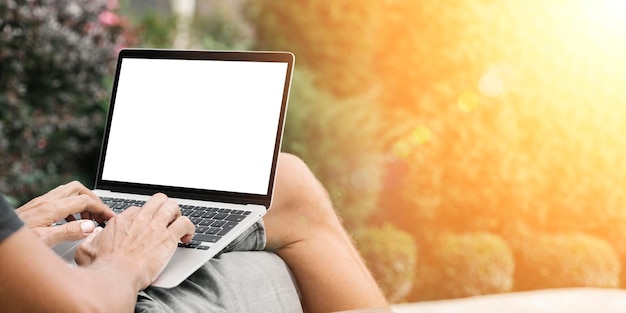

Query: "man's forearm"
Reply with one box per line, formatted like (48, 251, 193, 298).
(0, 227, 138, 312)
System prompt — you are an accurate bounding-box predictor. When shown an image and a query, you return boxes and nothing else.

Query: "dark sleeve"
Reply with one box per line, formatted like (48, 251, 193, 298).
(0, 193, 24, 243)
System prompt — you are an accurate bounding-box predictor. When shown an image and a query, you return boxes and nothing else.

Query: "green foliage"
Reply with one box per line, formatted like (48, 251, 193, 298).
(280, 68, 385, 228)
(590, 220, 626, 288)
(411, 232, 515, 301)
(513, 233, 620, 291)
(375, 0, 626, 235)
(247, 0, 384, 98)
(353, 224, 417, 303)
(125, 1, 251, 50)
(0, 0, 123, 203)
(131, 10, 177, 48)
(194, 2, 252, 50)
(365, 1, 626, 299)
(249, 0, 389, 231)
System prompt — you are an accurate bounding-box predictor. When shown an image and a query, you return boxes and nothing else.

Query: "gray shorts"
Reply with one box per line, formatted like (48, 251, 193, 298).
(135, 220, 302, 312)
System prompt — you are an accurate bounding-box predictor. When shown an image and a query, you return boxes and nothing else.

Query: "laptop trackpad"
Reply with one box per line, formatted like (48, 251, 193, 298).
(52, 239, 82, 265)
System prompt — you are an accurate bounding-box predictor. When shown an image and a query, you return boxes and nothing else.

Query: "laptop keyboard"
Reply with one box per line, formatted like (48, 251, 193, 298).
(100, 197, 251, 250)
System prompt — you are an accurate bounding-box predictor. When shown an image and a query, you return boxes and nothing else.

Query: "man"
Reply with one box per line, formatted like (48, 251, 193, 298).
(0, 153, 389, 312)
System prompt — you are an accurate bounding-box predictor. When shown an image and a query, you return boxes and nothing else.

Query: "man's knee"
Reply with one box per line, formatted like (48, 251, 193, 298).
(265, 153, 346, 250)
(272, 153, 336, 223)
(276, 153, 327, 197)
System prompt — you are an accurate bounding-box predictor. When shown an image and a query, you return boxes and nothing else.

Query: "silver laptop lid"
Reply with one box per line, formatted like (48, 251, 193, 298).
(94, 49, 294, 208)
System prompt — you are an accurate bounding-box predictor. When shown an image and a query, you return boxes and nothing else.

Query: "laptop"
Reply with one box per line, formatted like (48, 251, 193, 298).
(52, 48, 294, 288)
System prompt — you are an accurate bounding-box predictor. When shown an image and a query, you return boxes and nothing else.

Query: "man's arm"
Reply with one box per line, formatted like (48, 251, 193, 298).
(0, 226, 136, 312)
(0, 191, 194, 312)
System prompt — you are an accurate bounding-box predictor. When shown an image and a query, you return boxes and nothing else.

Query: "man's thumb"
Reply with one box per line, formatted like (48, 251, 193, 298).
(79, 220, 97, 233)
(46, 220, 96, 246)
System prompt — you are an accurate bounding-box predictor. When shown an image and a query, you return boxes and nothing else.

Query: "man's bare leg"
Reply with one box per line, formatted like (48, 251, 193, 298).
(263, 153, 389, 312)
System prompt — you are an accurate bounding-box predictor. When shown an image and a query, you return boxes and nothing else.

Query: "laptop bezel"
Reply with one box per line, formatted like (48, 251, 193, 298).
(94, 49, 294, 209)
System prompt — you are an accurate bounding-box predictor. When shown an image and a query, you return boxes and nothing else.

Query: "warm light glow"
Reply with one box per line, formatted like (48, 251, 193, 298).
(391, 140, 411, 159)
(391, 125, 432, 158)
(373, 0, 626, 300)
(580, 0, 626, 37)
(409, 125, 432, 145)
(386, 0, 626, 233)
(457, 91, 480, 112)
(478, 72, 504, 97)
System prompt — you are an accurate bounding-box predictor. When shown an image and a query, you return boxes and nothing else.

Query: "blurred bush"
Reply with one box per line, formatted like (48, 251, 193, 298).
(411, 232, 514, 301)
(278, 67, 385, 229)
(353, 224, 417, 303)
(590, 222, 626, 288)
(130, 10, 177, 48)
(247, 0, 383, 98)
(194, 1, 252, 50)
(249, 1, 387, 230)
(0, 0, 125, 204)
(123, 0, 251, 51)
(514, 232, 620, 291)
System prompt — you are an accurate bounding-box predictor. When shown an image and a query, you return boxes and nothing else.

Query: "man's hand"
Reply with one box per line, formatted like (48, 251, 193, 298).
(75, 193, 195, 291)
(15, 181, 115, 247)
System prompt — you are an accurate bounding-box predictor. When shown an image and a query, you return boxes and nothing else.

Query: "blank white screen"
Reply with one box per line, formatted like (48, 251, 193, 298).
(101, 58, 288, 195)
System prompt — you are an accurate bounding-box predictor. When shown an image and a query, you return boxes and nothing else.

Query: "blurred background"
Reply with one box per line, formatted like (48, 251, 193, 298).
(3, 0, 626, 304)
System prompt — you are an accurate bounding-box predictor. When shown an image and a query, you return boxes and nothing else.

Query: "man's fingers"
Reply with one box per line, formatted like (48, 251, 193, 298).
(45, 181, 92, 199)
(54, 195, 115, 222)
(157, 199, 181, 226)
(140, 193, 168, 215)
(167, 216, 195, 244)
(43, 181, 111, 218)
(75, 226, 103, 265)
(141, 193, 181, 225)
(19, 194, 114, 228)
(41, 220, 97, 247)
(81, 225, 103, 245)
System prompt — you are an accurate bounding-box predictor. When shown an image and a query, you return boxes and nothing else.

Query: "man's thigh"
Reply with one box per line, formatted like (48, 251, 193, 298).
(136, 220, 302, 312)
(137, 251, 302, 312)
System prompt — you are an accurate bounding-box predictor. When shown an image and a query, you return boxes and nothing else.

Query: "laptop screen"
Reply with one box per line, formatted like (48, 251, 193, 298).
(98, 51, 291, 199)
